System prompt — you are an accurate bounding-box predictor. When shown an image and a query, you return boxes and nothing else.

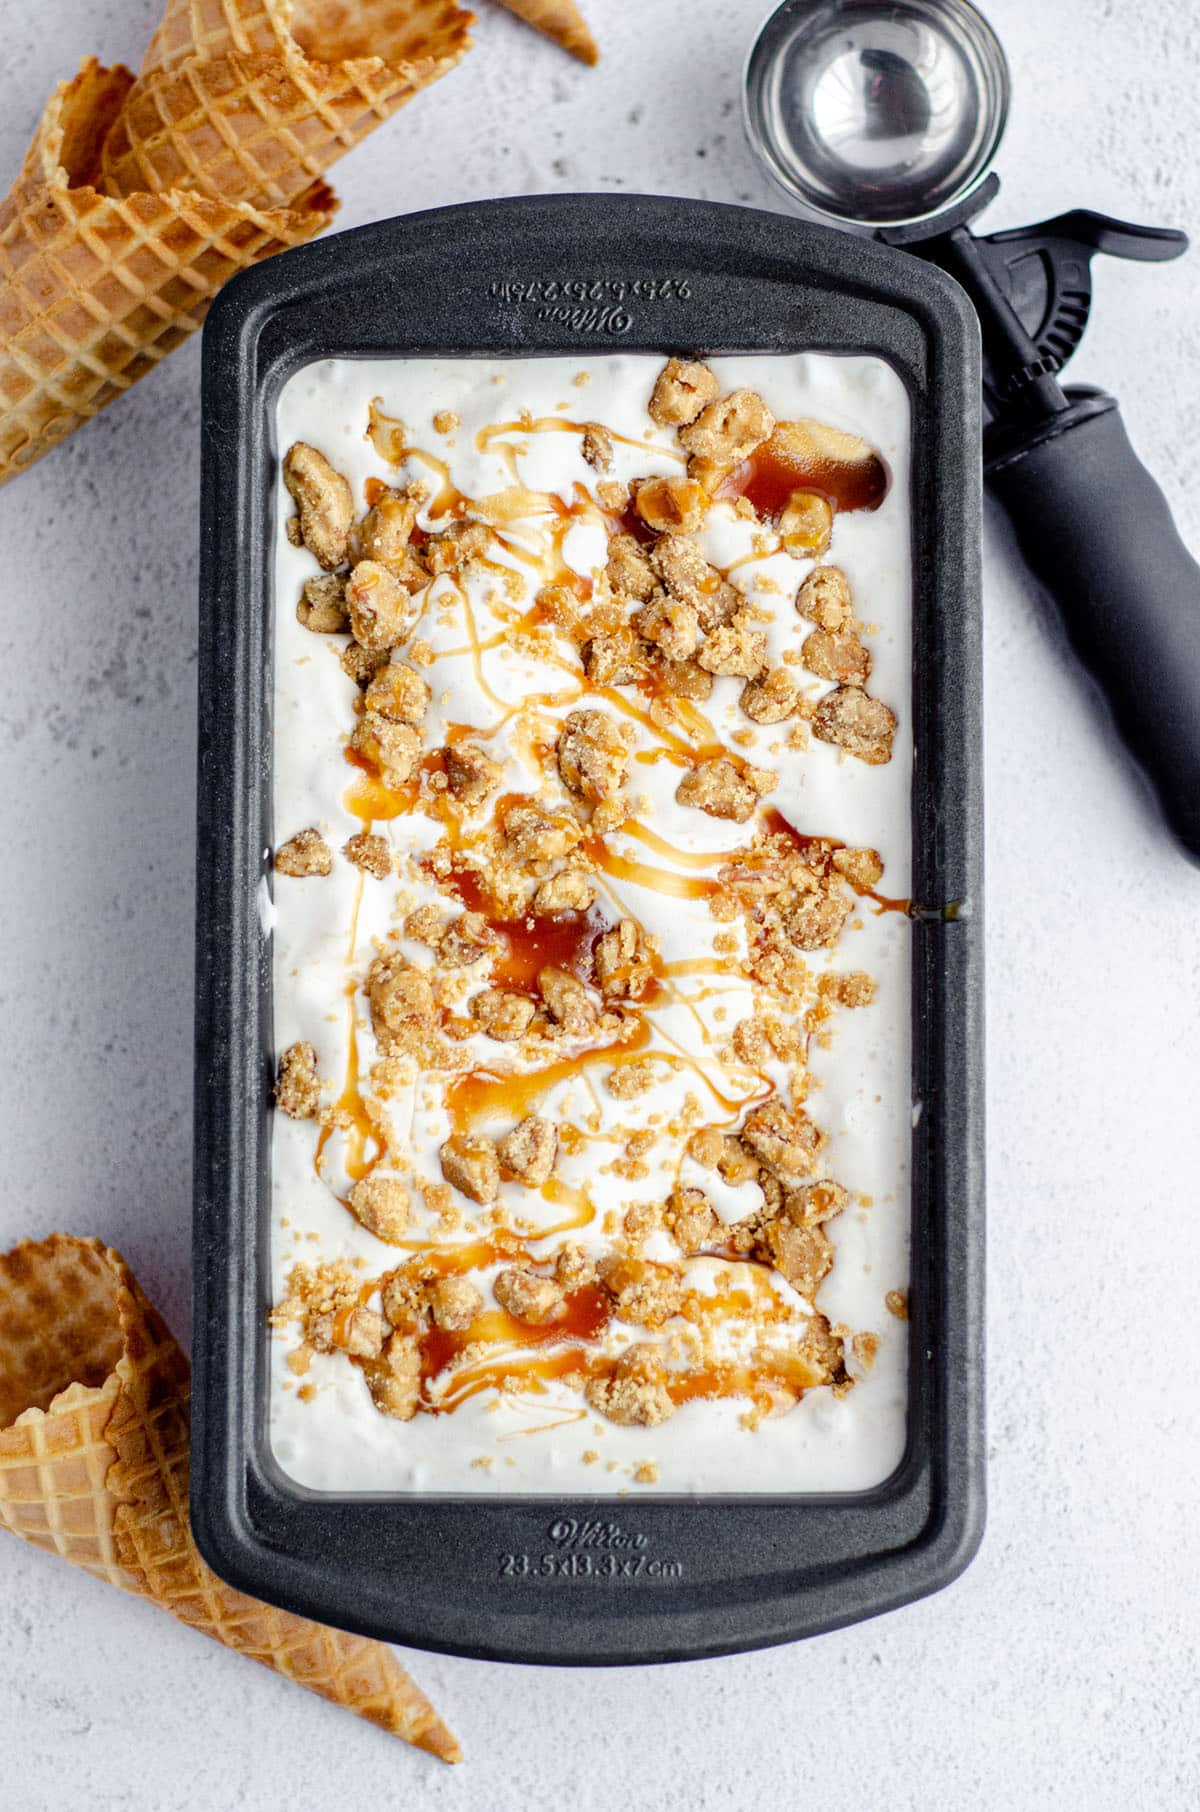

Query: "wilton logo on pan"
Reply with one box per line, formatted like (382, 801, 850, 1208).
(488, 275, 693, 334)
(548, 1518, 648, 1550)
(497, 1521, 682, 1581)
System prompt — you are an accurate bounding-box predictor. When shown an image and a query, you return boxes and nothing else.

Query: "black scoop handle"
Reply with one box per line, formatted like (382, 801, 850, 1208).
(986, 392, 1200, 863)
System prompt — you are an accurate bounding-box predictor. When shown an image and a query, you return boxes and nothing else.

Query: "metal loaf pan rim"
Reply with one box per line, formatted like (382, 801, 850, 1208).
(192, 192, 984, 1665)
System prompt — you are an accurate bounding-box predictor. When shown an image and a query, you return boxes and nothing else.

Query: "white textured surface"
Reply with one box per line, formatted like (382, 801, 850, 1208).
(1, 0, 1198, 1804)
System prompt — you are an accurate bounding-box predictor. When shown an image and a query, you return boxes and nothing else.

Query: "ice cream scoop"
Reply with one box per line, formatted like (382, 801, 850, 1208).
(745, 0, 1200, 863)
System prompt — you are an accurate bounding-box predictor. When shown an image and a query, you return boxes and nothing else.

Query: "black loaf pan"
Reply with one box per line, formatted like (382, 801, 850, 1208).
(192, 193, 985, 1665)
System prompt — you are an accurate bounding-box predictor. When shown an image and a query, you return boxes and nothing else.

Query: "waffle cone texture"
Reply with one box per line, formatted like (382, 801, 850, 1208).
(0, 0, 473, 486)
(0, 1233, 460, 1761)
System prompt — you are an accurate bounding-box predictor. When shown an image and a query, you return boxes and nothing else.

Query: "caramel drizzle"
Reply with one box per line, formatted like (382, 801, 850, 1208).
(299, 395, 899, 1420)
(328, 1262, 820, 1420)
(590, 841, 721, 902)
(475, 414, 685, 476)
(446, 1019, 652, 1133)
(314, 979, 383, 1189)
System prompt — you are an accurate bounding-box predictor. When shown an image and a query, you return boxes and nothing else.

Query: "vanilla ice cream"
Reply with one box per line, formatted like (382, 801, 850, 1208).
(267, 351, 912, 1494)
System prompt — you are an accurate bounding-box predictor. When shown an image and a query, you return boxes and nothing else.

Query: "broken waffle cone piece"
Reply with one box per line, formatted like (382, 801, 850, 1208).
(0, 1, 473, 486)
(0, 1234, 460, 1762)
(102, 0, 474, 211)
(494, 0, 597, 64)
(0, 58, 335, 487)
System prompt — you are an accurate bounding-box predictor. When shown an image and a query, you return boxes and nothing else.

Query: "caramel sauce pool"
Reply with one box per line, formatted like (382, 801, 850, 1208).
(438, 859, 610, 993)
(418, 1283, 612, 1411)
(718, 432, 889, 520)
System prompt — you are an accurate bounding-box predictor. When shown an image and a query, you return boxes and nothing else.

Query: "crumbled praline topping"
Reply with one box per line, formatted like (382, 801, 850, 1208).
(273, 358, 902, 1437)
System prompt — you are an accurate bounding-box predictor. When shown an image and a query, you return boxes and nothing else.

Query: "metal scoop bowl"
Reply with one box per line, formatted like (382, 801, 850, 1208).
(744, 0, 1008, 228)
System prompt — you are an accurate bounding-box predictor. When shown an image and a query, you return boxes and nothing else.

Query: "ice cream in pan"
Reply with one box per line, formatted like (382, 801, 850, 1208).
(268, 349, 913, 1493)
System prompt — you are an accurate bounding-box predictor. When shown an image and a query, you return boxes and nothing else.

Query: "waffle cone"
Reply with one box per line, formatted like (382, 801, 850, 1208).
(0, 58, 335, 487)
(102, 1, 473, 211)
(142, 0, 474, 75)
(494, 0, 597, 64)
(0, 1234, 461, 1762)
(0, 1, 473, 487)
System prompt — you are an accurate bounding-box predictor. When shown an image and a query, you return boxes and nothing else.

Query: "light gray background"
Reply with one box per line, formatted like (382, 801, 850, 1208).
(1, 1, 1197, 1805)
